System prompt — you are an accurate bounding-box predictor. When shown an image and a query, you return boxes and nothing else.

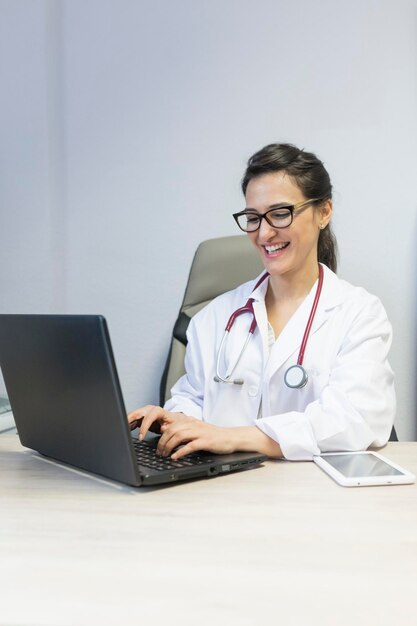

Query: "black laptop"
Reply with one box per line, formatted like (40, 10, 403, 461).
(0, 315, 267, 486)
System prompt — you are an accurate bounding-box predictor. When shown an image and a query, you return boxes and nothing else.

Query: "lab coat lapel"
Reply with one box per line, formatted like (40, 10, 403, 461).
(265, 289, 317, 377)
(250, 273, 271, 363)
(263, 265, 344, 379)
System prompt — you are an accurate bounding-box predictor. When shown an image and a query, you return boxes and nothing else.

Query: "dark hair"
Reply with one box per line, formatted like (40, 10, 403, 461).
(242, 143, 338, 272)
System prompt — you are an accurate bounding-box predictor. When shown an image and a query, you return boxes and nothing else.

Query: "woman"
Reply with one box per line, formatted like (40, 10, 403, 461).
(128, 143, 395, 461)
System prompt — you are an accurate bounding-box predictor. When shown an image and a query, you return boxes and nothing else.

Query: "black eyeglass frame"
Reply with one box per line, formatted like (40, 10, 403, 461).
(232, 198, 323, 232)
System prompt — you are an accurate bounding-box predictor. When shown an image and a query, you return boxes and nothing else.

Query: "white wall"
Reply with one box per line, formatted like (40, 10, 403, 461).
(1, 0, 416, 438)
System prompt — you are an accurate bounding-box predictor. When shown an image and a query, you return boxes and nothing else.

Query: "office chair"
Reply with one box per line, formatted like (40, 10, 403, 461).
(159, 235, 263, 405)
(159, 235, 398, 443)
(390, 425, 398, 442)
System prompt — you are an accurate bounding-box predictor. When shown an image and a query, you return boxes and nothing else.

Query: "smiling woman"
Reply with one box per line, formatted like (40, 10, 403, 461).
(128, 143, 396, 463)
(241, 143, 337, 273)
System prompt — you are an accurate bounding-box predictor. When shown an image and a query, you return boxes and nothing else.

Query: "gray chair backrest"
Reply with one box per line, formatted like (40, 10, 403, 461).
(160, 235, 264, 404)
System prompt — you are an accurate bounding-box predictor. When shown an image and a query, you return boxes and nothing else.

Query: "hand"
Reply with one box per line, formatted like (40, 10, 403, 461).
(157, 420, 235, 460)
(127, 405, 196, 442)
(160, 423, 283, 460)
(128, 407, 283, 459)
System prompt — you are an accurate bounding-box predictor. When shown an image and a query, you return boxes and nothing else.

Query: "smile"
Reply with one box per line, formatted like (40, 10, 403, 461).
(264, 242, 290, 255)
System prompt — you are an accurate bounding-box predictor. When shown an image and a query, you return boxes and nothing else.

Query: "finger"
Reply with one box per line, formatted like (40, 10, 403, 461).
(127, 405, 154, 427)
(156, 425, 184, 456)
(158, 426, 196, 457)
(128, 413, 144, 431)
(139, 406, 166, 441)
(171, 440, 201, 460)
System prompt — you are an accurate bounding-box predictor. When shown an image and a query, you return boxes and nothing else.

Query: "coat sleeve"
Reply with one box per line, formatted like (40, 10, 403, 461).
(163, 315, 206, 420)
(163, 279, 255, 420)
(256, 298, 396, 460)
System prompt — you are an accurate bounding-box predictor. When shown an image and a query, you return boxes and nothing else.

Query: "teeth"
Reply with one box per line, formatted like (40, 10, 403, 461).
(265, 243, 288, 253)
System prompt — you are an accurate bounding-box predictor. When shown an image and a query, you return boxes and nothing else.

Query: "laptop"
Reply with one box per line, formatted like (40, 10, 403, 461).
(0, 315, 267, 486)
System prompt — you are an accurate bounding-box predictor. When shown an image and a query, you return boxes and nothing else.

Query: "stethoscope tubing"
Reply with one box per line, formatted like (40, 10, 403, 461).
(214, 264, 324, 387)
(296, 263, 324, 365)
(214, 272, 269, 384)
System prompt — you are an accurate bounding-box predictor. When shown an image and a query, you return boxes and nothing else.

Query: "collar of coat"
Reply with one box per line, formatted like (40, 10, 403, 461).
(247, 264, 346, 370)
(249, 263, 344, 312)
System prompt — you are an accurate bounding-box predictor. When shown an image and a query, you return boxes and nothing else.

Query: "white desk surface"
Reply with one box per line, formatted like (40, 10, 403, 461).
(1, 435, 417, 626)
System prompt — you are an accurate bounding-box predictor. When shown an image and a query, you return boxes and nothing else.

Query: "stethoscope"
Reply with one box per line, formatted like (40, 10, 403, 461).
(213, 264, 324, 389)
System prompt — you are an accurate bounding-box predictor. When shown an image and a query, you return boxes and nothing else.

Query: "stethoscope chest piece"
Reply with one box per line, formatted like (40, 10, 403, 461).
(284, 364, 308, 389)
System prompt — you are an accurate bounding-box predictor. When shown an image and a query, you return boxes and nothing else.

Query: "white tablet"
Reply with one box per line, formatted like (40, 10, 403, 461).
(313, 451, 415, 487)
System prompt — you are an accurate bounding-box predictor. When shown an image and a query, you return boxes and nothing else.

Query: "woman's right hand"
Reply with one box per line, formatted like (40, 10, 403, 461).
(127, 405, 195, 442)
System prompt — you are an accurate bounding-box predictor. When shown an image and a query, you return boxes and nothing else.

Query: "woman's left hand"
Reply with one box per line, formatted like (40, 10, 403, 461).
(157, 420, 235, 460)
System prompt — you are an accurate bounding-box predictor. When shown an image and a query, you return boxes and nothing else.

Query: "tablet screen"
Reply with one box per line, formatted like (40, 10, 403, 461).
(323, 453, 404, 478)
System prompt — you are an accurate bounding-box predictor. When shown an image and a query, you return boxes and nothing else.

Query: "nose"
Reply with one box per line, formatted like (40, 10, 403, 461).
(257, 215, 277, 240)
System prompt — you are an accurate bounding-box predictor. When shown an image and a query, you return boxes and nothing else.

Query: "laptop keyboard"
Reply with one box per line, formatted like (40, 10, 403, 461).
(132, 439, 212, 472)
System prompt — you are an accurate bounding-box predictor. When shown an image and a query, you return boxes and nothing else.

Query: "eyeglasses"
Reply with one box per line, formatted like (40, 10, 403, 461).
(233, 198, 321, 233)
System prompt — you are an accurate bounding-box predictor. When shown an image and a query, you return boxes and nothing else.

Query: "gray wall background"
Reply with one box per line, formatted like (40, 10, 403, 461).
(1, 0, 416, 439)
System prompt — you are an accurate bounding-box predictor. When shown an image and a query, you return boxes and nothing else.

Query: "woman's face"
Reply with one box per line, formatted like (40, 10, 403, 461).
(245, 171, 332, 280)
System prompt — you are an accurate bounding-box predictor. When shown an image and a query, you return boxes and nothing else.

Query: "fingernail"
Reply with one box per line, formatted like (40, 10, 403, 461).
(139, 433, 143, 441)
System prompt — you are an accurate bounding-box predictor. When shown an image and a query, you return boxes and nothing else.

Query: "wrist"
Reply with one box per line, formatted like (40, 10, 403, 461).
(229, 426, 283, 458)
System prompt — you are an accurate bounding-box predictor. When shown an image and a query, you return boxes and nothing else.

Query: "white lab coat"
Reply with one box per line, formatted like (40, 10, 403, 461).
(165, 264, 396, 460)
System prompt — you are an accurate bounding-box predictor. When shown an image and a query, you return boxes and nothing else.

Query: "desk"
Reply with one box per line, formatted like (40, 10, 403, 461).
(1, 436, 417, 626)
